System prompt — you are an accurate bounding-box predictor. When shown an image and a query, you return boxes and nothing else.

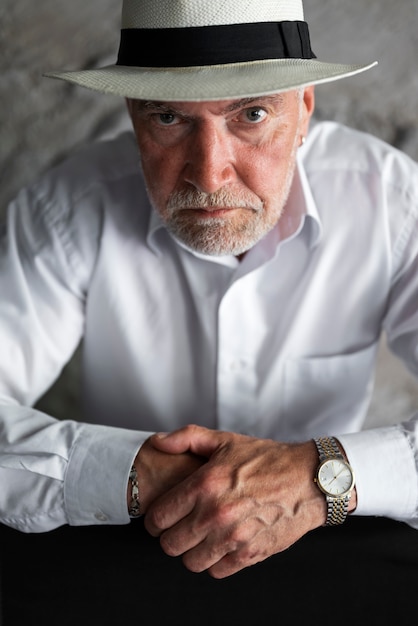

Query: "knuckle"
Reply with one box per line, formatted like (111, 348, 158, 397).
(184, 423, 203, 436)
(198, 464, 229, 495)
(228, 544, 263, 571)
(182, 552, 205, 573)
(228, 525, 250, 547)
(160, 532, 181, 557)
(146, 506, 167, 531)
(213, 506, 234, 528)
(239, 544, 262, 564)
(198, 471, 216, 496)
(213, 500, 241, 527)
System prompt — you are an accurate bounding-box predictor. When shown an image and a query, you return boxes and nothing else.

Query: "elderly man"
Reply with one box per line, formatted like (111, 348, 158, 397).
(1, 0, 417, 623)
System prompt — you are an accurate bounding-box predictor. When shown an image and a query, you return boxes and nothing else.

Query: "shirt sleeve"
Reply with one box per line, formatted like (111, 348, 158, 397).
(338, 421, 418, 527)
(341, 168, 418, 528)
(0, 170, 149, 532)
(0, 403, 149, 532)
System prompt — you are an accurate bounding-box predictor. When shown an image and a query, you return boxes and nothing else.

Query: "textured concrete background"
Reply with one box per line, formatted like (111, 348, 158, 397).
(1, 0, 417, 426)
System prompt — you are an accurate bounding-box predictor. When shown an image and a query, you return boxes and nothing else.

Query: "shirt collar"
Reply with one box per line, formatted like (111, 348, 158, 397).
(287, 151, 323, 249)
(146, 153, 323, 262)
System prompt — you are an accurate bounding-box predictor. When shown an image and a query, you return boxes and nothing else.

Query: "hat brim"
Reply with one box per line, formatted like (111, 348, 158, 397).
(44, 58, 377, 101)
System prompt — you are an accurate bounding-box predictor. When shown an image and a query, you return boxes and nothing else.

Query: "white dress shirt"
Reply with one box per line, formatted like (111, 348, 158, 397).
(0, 121, 417, 532)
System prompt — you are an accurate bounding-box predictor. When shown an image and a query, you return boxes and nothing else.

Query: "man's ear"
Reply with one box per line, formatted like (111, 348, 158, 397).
(300, 86, 315, 137)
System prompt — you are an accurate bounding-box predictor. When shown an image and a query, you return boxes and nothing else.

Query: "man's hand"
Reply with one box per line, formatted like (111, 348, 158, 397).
(131, 436, 205, 513)
(144, 425, 327, 578)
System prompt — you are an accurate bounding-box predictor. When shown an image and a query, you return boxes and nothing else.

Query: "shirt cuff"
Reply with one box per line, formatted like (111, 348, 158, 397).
(338, 426, 418, 522)
(64, 423, 151, 526)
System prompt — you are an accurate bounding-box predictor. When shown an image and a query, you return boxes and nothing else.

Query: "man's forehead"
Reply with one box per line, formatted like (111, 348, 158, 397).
(137, 93, 289, 115)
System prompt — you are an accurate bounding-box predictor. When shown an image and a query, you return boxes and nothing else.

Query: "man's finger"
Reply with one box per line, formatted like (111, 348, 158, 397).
(150, 424, 224, 457)
(144, 469, 201, 536)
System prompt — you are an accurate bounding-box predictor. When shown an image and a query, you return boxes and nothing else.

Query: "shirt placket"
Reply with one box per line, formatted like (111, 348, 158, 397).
(216, 274, 262, 434)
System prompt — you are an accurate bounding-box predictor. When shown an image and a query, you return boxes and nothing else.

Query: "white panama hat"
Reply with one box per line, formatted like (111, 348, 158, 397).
(45, 0, 377, 101)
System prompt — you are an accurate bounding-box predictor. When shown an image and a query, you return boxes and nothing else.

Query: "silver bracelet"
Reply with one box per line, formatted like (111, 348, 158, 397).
(128, 464, 141, 518)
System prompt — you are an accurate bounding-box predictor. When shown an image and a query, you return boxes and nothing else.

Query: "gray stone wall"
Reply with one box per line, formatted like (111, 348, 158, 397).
(1, 0, 417, 425)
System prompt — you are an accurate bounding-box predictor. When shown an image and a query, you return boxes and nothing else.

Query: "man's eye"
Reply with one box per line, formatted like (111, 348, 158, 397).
(157, 113, 178, 125)
(244, 108, 267, 123)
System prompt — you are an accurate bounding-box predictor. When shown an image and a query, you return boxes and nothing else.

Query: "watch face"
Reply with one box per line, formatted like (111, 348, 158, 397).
(317, 459, 354, 496)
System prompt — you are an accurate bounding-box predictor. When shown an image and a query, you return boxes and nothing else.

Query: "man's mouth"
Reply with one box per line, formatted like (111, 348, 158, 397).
(190, 207, 240, 216)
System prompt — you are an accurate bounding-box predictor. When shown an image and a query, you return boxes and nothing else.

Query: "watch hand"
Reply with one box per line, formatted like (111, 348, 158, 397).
(331, 467, 346, 481)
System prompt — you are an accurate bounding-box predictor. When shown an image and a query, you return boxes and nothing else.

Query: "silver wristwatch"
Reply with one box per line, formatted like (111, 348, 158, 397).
(314, 436, 355, 526)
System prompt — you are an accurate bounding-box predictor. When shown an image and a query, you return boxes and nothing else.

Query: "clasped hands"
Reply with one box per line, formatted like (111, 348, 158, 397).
(135, 425, 326, 578)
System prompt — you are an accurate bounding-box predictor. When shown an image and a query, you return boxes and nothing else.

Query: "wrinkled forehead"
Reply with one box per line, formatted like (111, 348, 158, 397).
(131, 92, 300, 116)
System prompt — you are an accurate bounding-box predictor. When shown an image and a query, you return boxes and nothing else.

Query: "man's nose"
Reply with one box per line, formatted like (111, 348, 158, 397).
(183, 123, 236, 194)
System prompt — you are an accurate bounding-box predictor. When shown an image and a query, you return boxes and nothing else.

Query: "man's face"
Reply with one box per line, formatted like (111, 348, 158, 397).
(127, 87, 314, 256)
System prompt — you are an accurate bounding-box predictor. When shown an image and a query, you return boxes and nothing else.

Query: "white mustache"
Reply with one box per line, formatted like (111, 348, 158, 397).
(167, 189, 263, 213)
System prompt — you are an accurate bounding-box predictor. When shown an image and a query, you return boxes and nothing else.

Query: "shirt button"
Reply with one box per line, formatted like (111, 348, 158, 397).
(94, 511, 108, 522)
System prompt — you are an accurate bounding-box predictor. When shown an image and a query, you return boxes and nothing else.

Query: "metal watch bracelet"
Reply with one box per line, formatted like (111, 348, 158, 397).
(128, 464, 141, 518)
(314, 436, 353, 526)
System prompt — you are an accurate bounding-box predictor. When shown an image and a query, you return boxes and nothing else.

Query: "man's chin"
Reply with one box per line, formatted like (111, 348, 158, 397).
(163, 210, 272, 257)
(168, 228, 260, 257)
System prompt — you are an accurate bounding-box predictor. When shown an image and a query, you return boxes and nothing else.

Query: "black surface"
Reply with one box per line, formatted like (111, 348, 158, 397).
(1, 516, 417, 625)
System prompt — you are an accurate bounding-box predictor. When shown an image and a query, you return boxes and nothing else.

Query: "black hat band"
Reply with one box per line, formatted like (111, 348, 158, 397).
(117, 21, 316, 67)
